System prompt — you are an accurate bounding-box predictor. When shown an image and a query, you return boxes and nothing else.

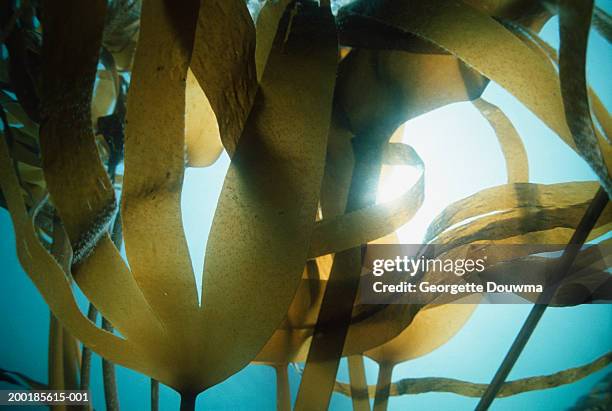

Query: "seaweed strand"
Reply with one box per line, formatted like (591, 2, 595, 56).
(333, 351, 612, 399)
(151, 379, 159, 411)
(373, 363, 394, 411)
(348, 355, 371, 411)
(179, 393, 196, 411)
(100, 205, 123, 411)
(79, 305, 98, 393)
(475, 186, 609, 410)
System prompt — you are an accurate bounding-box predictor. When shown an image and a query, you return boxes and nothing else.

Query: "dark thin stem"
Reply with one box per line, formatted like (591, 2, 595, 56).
(100, 182, 123, 411)
(79, 304, 99, 393)
(475, 187, 609, 411)
(373, 364, 394, 411)
(179, 393, 197, 411)
(275, 365, 291, 411)
(102, 317, 119, 411)
(151, 379, 159, 411)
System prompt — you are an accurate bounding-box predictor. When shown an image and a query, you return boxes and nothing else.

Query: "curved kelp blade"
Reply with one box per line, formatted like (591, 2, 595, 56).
(366, 302, 478, 366)
(190, 0, 258, 155)
(0, 124, 148, 376)
(366, 301, 479, 411)
(335, 47, 488, 139)
(425, 182, 603, 243)
(338, 0, 610, 188)
(309, 142, 424, 258)
(344, 183, 610, 355)
(558, 0, 612, 196)
(433, 200, 611, 256)
(505, 23, 612, 146)
(39, 0, 115, 263)
(472, 98, 529, 183)
(198, 3, 338, 390)
(39, 0, 162, 343)
(122, 0, 200, 349)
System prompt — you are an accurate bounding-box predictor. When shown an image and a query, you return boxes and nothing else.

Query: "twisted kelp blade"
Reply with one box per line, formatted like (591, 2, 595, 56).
(475, 187, 609, 410)
(333, 352, 612, 400)
(190, 0, 257, 156)
(314, 128, 406, 280)
(559, 0, 612, 197)
(40, 0, 115, 262)
(506, 23, 612, 145)
(309, 142, 424, 258)
(197, 2, 338, 390)
(122, 0, 200, 345)
(425, 181, 604, 243)
(339, 0, 611, 190)
(38, 0, 163, 345)
(343, 185, 611, 353)
(433, 201, 611, 255)
(476, 247, 611, 306)
(472, 98, 529, 183)
(0, 127, 150, 377)
(335, 48, 488, 139)
(186, 0, 292, 166)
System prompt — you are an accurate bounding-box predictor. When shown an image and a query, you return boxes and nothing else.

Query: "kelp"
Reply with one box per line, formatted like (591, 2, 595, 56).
(333, 351, 612, 399)
(309, 142, 424, 258)
(339, 0, 612, 192)
(475, 186, 609, 410)
(558, 0, 612, 196)
(3, 0, 340, 401)
(122, 0, 201, 347)
(197, 0, 337, 393)
(425, 181, 606, 243)
(0, 0, 611, 409)
(472, 98, 529, 183)
(365, 299, 479, 411)
(592, 6, 612, 44)
(190, 0, 257, 155)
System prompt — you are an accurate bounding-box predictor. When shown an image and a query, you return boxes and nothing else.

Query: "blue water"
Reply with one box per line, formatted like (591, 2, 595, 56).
(1, 3, 612, 410)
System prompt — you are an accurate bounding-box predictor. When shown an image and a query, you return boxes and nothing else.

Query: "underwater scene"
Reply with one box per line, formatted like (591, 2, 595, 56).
(0, 0, 611, 410)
